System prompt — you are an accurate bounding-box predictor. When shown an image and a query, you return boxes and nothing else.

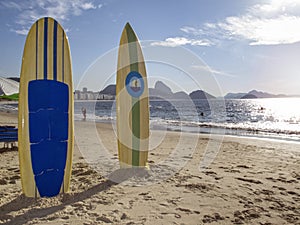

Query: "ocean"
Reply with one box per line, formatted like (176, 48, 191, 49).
(74, 98, 300, 142)
(1, 98, 300, 142)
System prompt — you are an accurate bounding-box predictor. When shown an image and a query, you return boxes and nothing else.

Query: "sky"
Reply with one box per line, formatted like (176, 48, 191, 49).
(1, 0, 300, 96)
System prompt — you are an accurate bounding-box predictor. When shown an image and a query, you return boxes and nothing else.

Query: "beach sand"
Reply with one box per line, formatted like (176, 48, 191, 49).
(0, 111, 299, 225)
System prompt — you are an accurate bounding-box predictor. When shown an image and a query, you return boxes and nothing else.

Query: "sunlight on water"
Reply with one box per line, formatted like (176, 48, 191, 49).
(222, 98, 300, 139)
(258, 98, 300, 123)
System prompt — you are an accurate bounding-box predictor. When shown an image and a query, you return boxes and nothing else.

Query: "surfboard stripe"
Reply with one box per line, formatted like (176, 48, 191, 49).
(37, 19, 43, 80)
(131, 99, 140, 166)
(56, 27, 62, 82)
(43, 18, 48, 79)
(117, 28, 133, 167)
(35, 22, 38, 80)
(53, 20, 58, 81)
(62, 32, 64, 82)
(47, 19, 54, 81)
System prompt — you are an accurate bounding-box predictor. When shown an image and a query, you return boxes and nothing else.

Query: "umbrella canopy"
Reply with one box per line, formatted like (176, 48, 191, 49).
(0, 77, 19, 96)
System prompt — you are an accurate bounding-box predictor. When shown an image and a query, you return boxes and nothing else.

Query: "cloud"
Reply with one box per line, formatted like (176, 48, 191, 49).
(0, 1, 22, 10)
(10, 28, 28, 35)
(190, 65, 236, 78)
(151, 37, 213, 47)
(80, 2, 96, 10)
(1, 0, 99, 35)
(182, 0, 300, 46)
(218, 15, 300, 45)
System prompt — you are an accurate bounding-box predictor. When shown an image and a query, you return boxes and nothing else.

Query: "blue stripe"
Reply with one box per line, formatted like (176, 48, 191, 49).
(53, 20, 57, 80)
(36, 21, 38, 80)
(44, 18, 48, 79)
(62, 32, 64, 82)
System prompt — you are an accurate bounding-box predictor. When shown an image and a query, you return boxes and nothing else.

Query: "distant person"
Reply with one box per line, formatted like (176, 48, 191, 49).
(81, 107, 86, 120)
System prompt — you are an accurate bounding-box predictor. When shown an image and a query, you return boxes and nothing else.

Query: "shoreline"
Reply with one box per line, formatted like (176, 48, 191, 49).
(75, 116, 300, 145)
(1, 109, 299, 146)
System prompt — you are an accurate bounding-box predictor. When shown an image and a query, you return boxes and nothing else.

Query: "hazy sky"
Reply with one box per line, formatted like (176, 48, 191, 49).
(1, 0, 300, 96)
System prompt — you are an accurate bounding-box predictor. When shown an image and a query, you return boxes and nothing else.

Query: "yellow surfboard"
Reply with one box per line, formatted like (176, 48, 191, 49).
(18, 17, 73, 197)
(116, 23, 149, 168)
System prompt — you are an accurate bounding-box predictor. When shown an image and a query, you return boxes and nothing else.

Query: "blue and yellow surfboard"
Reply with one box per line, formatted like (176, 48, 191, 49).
(116, 23, 149, 168)
(18, 17, 74, 197)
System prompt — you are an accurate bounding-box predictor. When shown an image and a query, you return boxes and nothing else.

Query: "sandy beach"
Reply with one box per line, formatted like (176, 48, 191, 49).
(0, 111, 299, 225)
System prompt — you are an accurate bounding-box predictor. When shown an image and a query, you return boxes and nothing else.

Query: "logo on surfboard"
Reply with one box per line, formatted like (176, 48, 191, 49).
(125, 71, 144, 98)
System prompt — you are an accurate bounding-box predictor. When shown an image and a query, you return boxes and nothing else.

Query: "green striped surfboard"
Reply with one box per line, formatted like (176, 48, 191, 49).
(116, 23, 149, 168)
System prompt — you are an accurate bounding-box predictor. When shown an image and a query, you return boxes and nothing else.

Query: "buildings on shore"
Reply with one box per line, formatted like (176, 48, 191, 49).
(74, 87, 114, 100)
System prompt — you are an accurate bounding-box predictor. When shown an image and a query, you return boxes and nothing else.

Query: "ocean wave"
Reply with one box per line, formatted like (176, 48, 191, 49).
(0, 102, 18, 112)
(74, 113, 300, 139)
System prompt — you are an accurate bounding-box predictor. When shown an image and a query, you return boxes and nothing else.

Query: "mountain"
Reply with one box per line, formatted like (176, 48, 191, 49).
(149, 81, 192, 99)
(173, 91, 190, 99)
(99, 84, 116, 95)
(189, 90, 216, 100)
(224, 92, 247, 99)
(155, 81, 172, 94)
(149, 81, 173, 99)
(248, 90, 288, 98)
(240, 94, 257, 99)
(225, 90, 290, 99)
(150, 81, 215, 100)
(248, 90, 274, 98)
(98, 81, 215, 100)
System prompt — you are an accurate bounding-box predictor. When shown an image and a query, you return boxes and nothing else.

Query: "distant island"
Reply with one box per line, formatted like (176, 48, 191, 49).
(224, 89, 296, 99)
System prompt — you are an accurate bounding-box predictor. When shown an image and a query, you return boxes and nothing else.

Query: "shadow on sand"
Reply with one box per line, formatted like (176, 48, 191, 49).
(0, 167, 150, 225)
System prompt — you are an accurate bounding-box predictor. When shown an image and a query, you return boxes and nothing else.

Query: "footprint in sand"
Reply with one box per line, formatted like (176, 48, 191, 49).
(96, 215, 113, 223)
(236, 177, 262, 184)
(175, 207, 192, 214)
(232, 209, 261, 224)
(184, 183, 214, 193)
(204, 170, 223, 180)
(280, 213, 300, 224)
(9, 175, 20, 184)
(202, 213, 225, 223)
(272, 185, 286, 191)
(0, 178, 7, 185)
(138, 192, 155, 201)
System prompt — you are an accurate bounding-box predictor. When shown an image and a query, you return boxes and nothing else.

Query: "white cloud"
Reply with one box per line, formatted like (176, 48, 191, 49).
(182, 0, 300, 46)
(219, 15, 300, 45)
(0, 1, 22, 10)
(180, 27, 202, 36)
(10, 28, 28, 35)
(2, 0, 99, 35)
(151, 37, 213, 47)
(190, 65, 236, 78)
(81, 2, 96, 10)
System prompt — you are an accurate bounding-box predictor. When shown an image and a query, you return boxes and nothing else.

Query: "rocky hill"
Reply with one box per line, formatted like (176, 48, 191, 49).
(99, 81, 215, 100)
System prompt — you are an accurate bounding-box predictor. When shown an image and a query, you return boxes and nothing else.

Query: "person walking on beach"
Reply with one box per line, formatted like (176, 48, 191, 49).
(81, 107, 86, 121)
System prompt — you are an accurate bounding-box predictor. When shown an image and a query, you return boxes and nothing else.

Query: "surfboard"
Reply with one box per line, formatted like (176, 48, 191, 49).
(18, 17, 74, 197)
(116, 23, 149, 168)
